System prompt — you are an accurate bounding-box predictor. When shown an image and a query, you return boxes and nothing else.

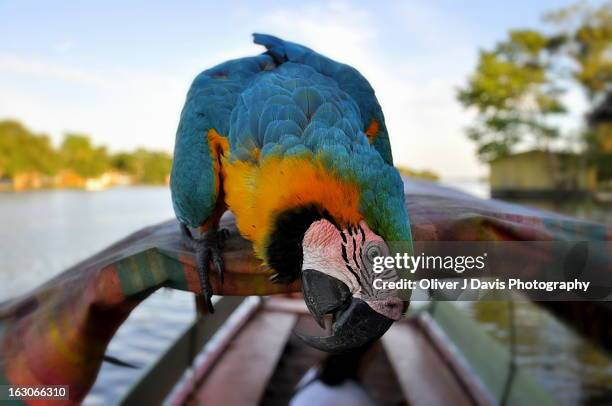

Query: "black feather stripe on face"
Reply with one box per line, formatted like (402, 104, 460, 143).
(266, 204, 338, 283)
(340, 230, 362, 287)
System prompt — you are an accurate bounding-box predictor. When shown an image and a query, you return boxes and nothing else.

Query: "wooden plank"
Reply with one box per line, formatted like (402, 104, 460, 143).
(382, 321, 473, 406)
(166, 297, 261, 405)
(263, 296, 311, 314)
(118, 296, 245, 405)
(191, 310, 297, 406)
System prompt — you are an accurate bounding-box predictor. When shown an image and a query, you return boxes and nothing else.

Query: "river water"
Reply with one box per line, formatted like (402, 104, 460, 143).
(0, 184, 610, 404)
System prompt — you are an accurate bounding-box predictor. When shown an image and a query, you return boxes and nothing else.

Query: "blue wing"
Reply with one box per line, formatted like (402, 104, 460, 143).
(170, 53, 276, 227)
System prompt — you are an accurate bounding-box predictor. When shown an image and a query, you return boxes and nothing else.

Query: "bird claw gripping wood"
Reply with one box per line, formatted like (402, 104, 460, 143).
(180, 224, 228, 313)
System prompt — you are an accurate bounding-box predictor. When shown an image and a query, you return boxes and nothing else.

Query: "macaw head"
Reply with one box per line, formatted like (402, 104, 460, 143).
(266, 204, 405, 353)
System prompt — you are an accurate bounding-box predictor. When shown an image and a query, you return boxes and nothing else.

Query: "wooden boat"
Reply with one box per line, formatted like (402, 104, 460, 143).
(120, 296, 555, 405)
(1, 180, 608, 404)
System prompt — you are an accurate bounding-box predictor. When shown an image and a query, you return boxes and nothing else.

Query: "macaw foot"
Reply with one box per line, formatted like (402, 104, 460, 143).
(180, 224, 228, 313)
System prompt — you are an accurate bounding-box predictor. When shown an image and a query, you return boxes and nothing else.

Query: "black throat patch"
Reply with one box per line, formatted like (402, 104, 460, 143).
(266, 204, 338, 284)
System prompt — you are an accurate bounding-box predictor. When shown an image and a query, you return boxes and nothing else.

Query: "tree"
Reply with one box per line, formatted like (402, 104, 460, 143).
(131, 149, 172, 184)
(457, 30, 566, 162)
(546, 2, 612, 183)
(545, 1, 612, 100)
(0, 120, 60, 178)
(586, 90, 612, 182)
(110, 152, 138, 174)
(60, 134, 110, 178)
(0, 119, 174, 186)
(110, 149, 172, 184)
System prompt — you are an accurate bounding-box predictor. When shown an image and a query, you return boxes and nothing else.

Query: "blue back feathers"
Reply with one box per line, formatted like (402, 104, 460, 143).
(171, 34, 411, 243)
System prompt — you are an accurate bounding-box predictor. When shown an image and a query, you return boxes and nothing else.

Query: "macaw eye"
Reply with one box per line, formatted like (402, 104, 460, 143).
(364, 243, 384, 266)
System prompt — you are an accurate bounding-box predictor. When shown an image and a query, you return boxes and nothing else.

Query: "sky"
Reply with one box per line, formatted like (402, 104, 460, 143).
(0, 0, 598, 179)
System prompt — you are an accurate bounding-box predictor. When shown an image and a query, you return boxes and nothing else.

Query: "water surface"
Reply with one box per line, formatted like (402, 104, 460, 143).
(0, 187, 175, 300)
(0, 187, 196, 404)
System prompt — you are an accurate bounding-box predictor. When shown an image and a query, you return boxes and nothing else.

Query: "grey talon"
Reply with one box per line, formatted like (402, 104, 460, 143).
(180, 223, 226, 313)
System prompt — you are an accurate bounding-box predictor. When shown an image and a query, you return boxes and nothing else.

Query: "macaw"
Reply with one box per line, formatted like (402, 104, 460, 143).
(171, 34, 412, 353)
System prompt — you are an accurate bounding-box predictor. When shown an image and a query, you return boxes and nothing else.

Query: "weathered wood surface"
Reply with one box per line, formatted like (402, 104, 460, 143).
(189, 309, 297, 405)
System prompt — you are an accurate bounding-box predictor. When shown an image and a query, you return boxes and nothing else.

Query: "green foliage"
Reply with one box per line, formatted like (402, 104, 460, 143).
(459, 2, 612, 165)
(0, 120, 60, 178)
(544, 2, 612, 99)
(585, 91, 612, 182)
(544, 2, 612, 182)
(110, 152, 137, 174)
(0, 119, 173, 186)
(395, 166, 439, 181)
(117, 148, 172, 184)
(60, 133, 111, 178)
(458, 29, 566, 162)
(583, 127, 612, 181)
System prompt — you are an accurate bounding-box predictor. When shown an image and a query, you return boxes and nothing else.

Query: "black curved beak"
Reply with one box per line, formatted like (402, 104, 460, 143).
(298, 268, 394, 353)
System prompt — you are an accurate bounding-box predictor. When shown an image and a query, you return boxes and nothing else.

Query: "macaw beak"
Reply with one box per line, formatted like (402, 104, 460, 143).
(297, 268, 394, 353)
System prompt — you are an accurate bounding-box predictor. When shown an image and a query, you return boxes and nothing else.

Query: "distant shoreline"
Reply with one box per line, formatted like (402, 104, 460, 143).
(0, 183, 169, 193)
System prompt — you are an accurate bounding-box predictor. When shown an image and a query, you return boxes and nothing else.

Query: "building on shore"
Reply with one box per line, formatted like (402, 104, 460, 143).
(4, 172, 47, 191)
(489, 150, 598, 199)
(0, 170, 135, 192)
(53, 169, 134, 190)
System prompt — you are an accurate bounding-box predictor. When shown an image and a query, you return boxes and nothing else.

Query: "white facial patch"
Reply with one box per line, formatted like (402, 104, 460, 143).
(302, 219, 360, 292)
(302, 219, 387, 294)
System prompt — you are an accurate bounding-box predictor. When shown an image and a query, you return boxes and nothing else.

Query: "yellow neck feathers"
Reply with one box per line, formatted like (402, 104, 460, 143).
(224, 154, 363, 259)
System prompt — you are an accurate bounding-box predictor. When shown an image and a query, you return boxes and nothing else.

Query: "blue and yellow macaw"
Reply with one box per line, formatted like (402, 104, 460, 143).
(171, 34, 411, 352)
